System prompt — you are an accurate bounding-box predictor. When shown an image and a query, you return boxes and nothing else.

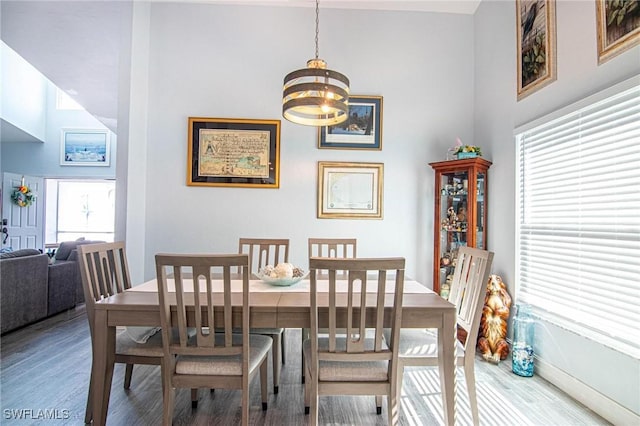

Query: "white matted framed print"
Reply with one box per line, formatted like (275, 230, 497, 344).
(317, 161, 383, 219)
(60, 129, 111, 166)
(318, 96, 383, 150)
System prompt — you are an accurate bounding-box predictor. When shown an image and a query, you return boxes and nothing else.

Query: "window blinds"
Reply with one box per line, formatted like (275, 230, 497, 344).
(516, 80, 640, 359)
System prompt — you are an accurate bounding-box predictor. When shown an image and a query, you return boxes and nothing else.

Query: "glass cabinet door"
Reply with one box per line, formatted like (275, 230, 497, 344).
(430, 158, 491, 297)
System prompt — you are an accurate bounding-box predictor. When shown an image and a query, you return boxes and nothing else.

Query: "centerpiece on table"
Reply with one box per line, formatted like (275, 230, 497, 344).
(256, 262, 307, 286)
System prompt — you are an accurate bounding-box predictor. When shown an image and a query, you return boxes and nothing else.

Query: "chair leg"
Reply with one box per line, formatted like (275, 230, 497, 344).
(162, 385, 174, 426)
(301, 328, 308, 383)
(191, 388, 198, 408)
(375, 395, 383, 415)
(272, 332, 281, 394)
(260, 357, 269, 411)
(124, 363, 134, 390)
(303, 349, 310, 414)
(84, 368, 94, 424)
(281, 329, 286, 364)
(464, 361, 480, 426)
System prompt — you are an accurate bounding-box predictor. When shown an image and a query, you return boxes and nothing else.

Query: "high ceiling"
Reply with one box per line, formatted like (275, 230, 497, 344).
(1, 1, 481, 136)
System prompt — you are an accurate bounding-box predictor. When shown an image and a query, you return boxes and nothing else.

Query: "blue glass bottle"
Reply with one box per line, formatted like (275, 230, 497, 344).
(512, 304, 535, 377)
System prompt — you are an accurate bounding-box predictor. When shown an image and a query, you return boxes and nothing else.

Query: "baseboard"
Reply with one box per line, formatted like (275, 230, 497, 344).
(536, 357, 640, 425)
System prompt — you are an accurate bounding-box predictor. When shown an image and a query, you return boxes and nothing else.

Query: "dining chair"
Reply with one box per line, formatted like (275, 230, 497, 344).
(301, 238, 357, 382)
(155, 253, 272, 426)
(77, 241, 165, 424)
(239, 237, 288, 393)
(304, 257, 405, 426)
(385, 246, 494, 426)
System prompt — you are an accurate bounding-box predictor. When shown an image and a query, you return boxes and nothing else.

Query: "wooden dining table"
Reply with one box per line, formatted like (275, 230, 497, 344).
(90, 277, 457, 425)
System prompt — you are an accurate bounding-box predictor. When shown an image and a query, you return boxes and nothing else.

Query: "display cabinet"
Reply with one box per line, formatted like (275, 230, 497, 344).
(429, 158, 492, 297)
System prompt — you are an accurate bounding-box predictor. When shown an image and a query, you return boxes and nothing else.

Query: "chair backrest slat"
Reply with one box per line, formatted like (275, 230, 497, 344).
(239, 238, 289, 276)
(155, 253, 249, 357)
(308, 238, 357, 278)
(309, 257, 405, 364)
(448, 246, 494, 351)
(78, 242, 131, 333)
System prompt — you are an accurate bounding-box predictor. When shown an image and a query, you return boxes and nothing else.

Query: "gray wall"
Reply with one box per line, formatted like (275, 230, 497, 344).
(474, 0, 639, 419)
(131, 3, 476, 285)
(1, 84, 116, 179)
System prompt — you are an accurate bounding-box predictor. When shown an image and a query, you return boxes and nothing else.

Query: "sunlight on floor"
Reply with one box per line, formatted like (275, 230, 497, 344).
(400, 367, 537, 426)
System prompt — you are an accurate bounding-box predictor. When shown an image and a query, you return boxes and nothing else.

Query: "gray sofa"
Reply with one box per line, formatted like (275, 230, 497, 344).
(0, 249, 49, 334)
(0, 239, 104, 334)
(50, 239, 104, 305)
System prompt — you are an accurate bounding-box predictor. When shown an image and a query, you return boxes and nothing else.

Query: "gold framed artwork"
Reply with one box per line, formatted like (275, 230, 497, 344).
(516, 0, 557, 100)
(187, 117, 280, 188)
(317, 161, 383, 219)
(596, 0, 640, 64)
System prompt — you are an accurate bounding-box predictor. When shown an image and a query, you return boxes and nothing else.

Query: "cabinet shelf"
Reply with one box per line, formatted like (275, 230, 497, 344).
(429, 158, 491, 297)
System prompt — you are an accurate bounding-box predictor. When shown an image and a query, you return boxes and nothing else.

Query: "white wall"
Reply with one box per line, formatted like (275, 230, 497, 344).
(131, 3, 476, 283)
(474, 0, 640, 421)
(1, 83, 116, 179)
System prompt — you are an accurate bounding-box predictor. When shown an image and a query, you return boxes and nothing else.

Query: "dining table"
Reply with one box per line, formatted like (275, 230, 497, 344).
(89, 276, 457, 425)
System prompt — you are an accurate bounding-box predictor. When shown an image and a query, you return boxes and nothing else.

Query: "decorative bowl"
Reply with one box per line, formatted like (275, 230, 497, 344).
(256, 271, 308, 287)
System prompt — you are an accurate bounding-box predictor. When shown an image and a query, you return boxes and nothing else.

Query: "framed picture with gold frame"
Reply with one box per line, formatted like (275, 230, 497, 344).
(516, 0, 557, 100)
(317, 161, 383, 219)
(187, 117, 280, 188)
(596, 0, 640, 64)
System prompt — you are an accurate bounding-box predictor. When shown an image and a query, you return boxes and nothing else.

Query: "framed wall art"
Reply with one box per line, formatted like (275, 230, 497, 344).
(516, 0, 557, 100)
(187, 117, 280, 188)
(318, 95, 383, 150)
(596, 0, 640, 64)
(60, 129, 110, 166)
(317, 161, 383, 219)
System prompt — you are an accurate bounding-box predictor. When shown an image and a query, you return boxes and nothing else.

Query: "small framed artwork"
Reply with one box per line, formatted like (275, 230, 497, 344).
(187, 117, 280, 188)
(60, 129, 111, 166)
(596, 0, 640, 64)
(317, 161, 383, 219)
(318, 95, 383, 150)
(516, 0, 557, 100)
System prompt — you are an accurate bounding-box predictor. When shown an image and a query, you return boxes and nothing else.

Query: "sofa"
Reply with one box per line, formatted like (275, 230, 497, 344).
(50, 239, 105, 305)
(0, 239, 105, 334)
(0, 249, 49, 334)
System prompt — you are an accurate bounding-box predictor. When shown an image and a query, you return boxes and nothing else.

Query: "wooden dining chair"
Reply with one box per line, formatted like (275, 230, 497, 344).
(155, 253, 272, 426)
(385, 246, 494, 426)
(302, 238, 358, 382)
(304, 257, 405, 426)
(78, 241, 165, 424)
(239, 237, 288, 393)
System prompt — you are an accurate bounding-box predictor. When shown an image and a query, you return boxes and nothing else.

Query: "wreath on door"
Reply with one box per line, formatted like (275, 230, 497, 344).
(11, 183, 36, 207)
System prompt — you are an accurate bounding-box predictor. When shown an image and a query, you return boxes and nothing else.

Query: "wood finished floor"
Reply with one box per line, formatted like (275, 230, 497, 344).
(0, 306, 609, 425)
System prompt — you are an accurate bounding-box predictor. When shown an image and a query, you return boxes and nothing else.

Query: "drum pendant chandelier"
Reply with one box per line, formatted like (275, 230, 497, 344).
(282, 0, 350, 126)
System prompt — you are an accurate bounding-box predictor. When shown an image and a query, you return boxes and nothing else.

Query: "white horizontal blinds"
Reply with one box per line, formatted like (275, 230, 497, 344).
(517, 83, 640, 358)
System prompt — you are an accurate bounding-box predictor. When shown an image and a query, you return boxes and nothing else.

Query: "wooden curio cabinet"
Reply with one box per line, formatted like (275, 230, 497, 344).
(429, 158, 492, 297)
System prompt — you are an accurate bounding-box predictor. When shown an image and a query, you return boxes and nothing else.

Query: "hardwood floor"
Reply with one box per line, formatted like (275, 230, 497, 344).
(0, 306, 609, 425)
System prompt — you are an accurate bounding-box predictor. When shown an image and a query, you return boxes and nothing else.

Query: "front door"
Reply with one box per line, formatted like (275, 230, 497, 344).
(1, 172, 45, 251)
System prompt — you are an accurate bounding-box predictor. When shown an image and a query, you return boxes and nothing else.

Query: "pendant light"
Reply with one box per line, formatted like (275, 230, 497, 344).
(282, 0, 350, 126)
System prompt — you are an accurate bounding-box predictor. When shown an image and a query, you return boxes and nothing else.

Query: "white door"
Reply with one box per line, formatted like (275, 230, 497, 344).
(1, 172, 45, 251)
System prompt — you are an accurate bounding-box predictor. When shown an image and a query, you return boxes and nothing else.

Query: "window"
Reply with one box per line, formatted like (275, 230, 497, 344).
(45, 179, 116, 243)
(515, 77, 640, 358)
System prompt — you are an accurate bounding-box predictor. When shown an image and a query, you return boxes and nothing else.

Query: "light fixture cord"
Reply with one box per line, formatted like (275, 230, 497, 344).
(314, 0, 319, 59)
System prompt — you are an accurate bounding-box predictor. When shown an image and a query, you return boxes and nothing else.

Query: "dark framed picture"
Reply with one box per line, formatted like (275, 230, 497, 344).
(318, 95, 383, 150)
(60, 129, 110, 166)
(317, 161, 383, 219)
(187, 117, 280, 188)
(596, 0, 640, 64)
(516, 0, 557, 100)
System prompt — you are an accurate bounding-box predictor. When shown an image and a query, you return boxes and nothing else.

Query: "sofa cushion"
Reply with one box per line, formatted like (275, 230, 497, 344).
(0, 248, 41, 260)
(55, 239, 102, 261)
